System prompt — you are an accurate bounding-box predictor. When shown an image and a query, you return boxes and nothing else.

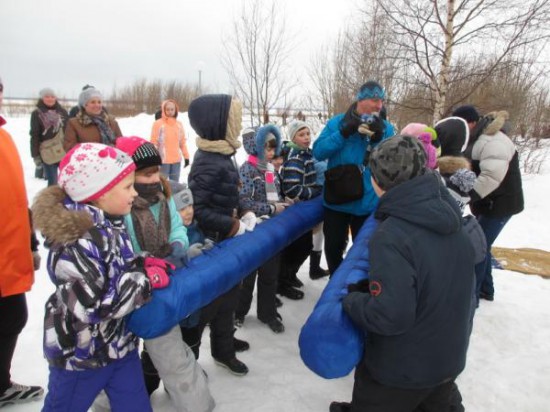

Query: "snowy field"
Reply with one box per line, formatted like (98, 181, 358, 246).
(2, 113, 550, 411)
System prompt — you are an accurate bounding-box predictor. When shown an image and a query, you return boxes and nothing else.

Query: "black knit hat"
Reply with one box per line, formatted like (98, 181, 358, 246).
(369, 135, 427, 191)
(115, 136, 162, 171)
(452, 105, 480, 123)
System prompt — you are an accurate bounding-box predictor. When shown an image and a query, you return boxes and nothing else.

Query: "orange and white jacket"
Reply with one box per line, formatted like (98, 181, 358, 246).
(150, 99, 190, 164)
(0, 117, 34, 297)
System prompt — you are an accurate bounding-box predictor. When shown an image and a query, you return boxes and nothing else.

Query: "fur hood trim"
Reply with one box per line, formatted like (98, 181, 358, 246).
(437, 156, 471, 176)
(31, 186, 94, 245)
(483, 111, 509, 136)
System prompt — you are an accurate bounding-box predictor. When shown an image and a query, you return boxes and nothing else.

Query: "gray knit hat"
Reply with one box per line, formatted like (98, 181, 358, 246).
(369, 135, 427, 191)
(39, 87, 56, 99)
(78, 87, 102, 107)
(287, 120, 309, 142)
(170, 182, 194, 210)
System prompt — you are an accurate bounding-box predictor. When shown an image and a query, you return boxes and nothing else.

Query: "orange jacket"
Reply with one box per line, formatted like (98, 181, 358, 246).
(150, 99, 190, 164)
(0, 117, 34, 297)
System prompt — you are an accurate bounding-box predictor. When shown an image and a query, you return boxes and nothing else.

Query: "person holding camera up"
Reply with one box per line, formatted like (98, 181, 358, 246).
(312, 81, 395, 275)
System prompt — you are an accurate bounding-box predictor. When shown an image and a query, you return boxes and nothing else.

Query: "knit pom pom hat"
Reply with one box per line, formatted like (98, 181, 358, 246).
(115, 136, 162, 171)
(58, 143, 136, 202)
(78, 87, 102, 107)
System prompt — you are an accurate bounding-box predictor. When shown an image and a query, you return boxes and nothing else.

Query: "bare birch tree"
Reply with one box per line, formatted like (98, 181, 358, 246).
(222, 0, 295, 126)
(374, 0, 550, 123)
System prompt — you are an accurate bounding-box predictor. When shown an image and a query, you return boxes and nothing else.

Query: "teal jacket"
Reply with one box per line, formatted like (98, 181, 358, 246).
(312, 113, 395, 215)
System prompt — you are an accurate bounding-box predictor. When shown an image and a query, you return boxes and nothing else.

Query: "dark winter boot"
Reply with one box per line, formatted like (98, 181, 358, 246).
(309, 251, 329, 280)
(277, 284, 304, 300)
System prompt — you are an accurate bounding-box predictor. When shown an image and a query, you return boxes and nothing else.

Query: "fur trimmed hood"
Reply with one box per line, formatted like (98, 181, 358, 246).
(31, 186, 99, 245)
(241, 124, 282, 158)
(482, 111, 509, 136)
(437, 156, 471, 176)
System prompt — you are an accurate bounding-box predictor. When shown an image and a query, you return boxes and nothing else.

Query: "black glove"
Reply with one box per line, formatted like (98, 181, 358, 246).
(184, 158, 190, 167)
(347, 278, 370, 294)
(340, 103, 362, 138)
(361, 114, 384, 143)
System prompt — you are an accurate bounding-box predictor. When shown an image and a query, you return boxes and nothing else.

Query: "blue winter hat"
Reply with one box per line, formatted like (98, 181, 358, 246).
(356, 80, 385, 101)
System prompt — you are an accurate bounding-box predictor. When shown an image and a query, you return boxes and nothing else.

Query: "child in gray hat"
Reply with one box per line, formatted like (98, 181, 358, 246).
(332, 135, 475, 412)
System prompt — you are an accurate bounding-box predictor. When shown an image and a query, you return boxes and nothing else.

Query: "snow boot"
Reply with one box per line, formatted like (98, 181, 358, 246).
(309, 251, 329, 280)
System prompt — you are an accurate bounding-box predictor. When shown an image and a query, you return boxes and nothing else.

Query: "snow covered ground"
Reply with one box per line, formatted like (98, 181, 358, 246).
(2, 113, 550, 411)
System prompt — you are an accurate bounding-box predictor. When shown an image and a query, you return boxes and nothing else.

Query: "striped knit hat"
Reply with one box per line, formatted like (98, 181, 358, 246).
(115, 136, 162, 171)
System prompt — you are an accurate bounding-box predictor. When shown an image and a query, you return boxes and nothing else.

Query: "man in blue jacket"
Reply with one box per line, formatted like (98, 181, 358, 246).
(312, 80, 394, 275)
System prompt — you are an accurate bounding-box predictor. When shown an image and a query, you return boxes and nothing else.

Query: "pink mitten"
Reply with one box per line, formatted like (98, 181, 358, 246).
(144, 257, 175, 289)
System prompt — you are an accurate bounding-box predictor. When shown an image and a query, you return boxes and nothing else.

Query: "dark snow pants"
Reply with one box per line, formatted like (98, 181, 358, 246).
(196, 284, 240, 362)
(350, 361, 460, 412)
(236, 253, 280, 322)
(0, 293, 27, 394)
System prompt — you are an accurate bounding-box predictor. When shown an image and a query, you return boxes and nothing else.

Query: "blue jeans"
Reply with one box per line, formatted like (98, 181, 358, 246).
(474, 215, 511, 300)
(160, 162, 181, 182)
(44, 163, 59, 187)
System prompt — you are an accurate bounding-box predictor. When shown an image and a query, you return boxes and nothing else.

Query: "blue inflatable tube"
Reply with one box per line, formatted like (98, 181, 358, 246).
(127, 196, 324, 339)
(298, 214, 378, 379)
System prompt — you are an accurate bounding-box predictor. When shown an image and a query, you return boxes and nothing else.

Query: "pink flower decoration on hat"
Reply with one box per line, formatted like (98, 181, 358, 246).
(98, 147, 118, 159)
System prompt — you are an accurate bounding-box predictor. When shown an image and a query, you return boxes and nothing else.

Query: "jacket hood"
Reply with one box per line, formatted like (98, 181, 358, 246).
(437, 156, 471, 176)
(160, 99, 180, 119)
(188, 94, 233, 141)
(481, 111, 509, 136)
(376, 171, 462, 235)
(434, 117, 470, 157)
(31, 186, 105, 245)
(241, 124, 282, 158)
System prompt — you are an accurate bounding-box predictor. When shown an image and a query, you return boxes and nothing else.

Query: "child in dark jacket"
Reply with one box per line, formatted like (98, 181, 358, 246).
(332, 135, 475, 412)
(236, 124, 288, 333)
(32, 143, 165, 412)
(187, 94, 250, 376)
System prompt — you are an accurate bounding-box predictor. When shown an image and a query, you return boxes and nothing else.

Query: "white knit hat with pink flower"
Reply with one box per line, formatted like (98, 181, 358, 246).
(58, 143, 136, 202)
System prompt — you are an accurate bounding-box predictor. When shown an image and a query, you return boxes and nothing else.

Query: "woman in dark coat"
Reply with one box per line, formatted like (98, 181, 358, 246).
(29, 88, 69, 186)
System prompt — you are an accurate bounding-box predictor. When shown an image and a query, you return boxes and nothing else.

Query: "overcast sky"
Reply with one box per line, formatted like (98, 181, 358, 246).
(1, 0, 354, 100)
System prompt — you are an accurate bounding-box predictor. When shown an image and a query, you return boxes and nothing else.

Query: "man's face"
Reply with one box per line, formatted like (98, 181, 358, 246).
(356, 98, 384, 115)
